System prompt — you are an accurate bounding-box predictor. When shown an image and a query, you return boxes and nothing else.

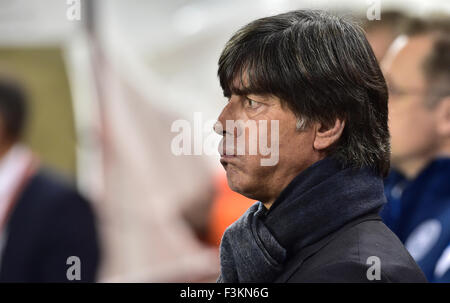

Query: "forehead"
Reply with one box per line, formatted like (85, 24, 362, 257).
(224, 66, 285, 106)
(228, 69, 258, 96)
(230, 75, 277, 100)
(231, 72, 248, 92)
(387, 35, 434, 86)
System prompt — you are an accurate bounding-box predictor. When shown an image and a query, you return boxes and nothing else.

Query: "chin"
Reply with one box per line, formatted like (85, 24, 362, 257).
(225, 171, 244, 193)
(226, 172, 261, 201)
(226, 169, 246, 191)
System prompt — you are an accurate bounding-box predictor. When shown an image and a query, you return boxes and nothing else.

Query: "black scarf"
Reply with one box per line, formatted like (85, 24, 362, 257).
(217, 157, 386, 283)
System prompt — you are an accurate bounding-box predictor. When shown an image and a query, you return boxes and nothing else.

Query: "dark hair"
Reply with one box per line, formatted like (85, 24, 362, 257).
(0, 78, 28, 142)
(218, 9, 390, 177)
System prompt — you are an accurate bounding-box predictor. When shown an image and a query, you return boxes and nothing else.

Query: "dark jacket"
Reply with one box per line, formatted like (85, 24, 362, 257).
(0, 170, 100, 282)
(276, 213, 427, 282)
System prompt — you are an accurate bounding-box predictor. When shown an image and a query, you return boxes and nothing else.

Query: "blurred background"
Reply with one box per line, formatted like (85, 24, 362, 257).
(0, 0, 448, 282)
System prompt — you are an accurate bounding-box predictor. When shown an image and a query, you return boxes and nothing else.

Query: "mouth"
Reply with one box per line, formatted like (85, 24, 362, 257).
(220, 154, 237, 168)
(220, 158, 228, 169)
(218, 139, 238, 168)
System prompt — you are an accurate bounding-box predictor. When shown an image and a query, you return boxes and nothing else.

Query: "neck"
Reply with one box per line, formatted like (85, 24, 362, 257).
(394, 145, 450, 179)
(262, 154, 325, 210)
(262, 174, 304, 210)
(260, 178, 297, 210)
(395, 158, 430, 179)
(263, 201, 274, 210)
(436, 141, 450, 159)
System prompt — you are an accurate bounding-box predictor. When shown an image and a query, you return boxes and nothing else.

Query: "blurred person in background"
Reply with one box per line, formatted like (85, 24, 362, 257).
(0, 78, 100, 282)
(362, 10, 410, 62)
(381, 18, 450, 282)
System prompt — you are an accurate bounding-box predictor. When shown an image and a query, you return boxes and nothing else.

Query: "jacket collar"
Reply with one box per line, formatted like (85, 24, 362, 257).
(262, 157, 386, 257)
(274, 213, 382, 282)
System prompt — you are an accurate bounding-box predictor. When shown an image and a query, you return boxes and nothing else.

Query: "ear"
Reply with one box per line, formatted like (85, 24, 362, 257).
(313, 118, 345, 151)
(435, 97, 450, 137)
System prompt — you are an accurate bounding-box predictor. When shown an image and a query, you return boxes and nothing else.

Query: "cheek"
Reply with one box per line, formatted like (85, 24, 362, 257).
(239, 119, 279, 157)
(389, 102, 436, 153)
(278, 122, 312, 157)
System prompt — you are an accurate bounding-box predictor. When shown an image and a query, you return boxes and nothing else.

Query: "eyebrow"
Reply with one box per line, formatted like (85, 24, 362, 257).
(246, 93, 270, 101)
(227, 85, 270, 99)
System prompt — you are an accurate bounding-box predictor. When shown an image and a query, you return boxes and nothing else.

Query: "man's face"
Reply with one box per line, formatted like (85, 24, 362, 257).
(216, 86, 320, 205)
(383, 35, 438, 171)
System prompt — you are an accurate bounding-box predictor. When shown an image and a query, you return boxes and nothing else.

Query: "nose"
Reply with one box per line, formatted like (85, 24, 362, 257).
(214, 101, 234, 136)
(213, 120, 225, 136)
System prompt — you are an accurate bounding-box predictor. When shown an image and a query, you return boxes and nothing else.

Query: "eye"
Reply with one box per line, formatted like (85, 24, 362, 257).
(244, 97, 261, 109)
